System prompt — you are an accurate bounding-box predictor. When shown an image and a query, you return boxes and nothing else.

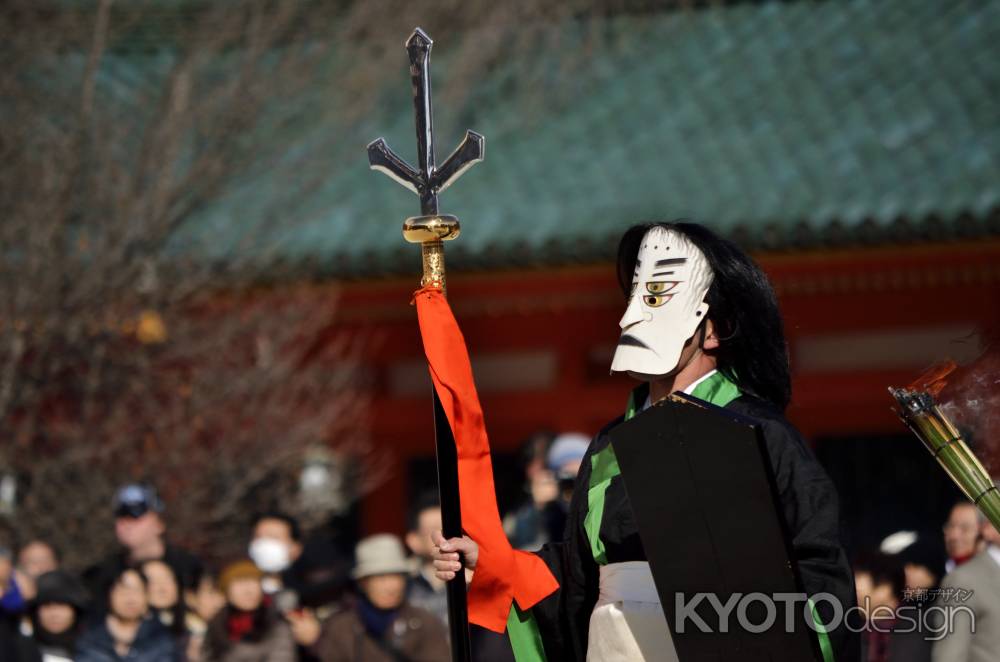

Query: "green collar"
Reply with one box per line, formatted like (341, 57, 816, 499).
(625, 370, 741, 421)
(586, 371, 742, 565)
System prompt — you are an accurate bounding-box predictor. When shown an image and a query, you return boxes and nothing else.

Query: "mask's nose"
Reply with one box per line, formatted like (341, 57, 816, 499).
(619, 293, 645, 330)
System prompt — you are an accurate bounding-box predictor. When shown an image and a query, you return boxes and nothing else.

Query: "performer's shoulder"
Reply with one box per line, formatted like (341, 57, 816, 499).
(727, 394, 812, 456)
(725, 392, 785, 422)
(597, 413, 627, 436)
(595, 414, 627, 438)
(587, 414, 628, 456)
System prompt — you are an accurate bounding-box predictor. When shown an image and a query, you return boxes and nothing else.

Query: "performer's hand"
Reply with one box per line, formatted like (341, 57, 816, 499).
(431, 530, 478, 582)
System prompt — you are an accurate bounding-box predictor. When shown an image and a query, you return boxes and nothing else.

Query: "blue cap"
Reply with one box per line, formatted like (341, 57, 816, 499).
(547, 433, 591, 474)
(112, 483, 164, 518)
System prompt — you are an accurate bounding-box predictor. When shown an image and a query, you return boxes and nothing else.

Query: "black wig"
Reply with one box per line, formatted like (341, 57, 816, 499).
(616, 221, 792, 411)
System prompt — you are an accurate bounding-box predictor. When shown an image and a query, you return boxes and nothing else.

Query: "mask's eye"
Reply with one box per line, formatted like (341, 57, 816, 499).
(643, 294, 672, 307)
(646, 281, 679, 295)
(643, 281, 679, 307)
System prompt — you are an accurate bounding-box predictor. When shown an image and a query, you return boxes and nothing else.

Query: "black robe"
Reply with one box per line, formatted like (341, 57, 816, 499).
(527, 392, 862, 662)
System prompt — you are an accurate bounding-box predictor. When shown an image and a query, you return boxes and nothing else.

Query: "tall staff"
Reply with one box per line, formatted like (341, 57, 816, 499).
(367, 27, 484, 662)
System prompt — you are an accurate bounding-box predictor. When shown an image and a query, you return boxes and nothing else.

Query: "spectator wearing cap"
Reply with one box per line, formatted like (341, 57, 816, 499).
(315, 534, 448, 662)
(83, 484, 202, 613)
(27, 570, 89, 661)
(202, 560, 295, 662)
(502, 432, 554, 550)
(504, 432, 590, 551)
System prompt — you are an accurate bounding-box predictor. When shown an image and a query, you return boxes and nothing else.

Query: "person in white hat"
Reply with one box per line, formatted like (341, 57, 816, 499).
(314, 534, 448, 662)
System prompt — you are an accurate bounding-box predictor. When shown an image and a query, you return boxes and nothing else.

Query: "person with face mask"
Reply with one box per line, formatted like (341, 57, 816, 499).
(246, 512, 329, 657)
(431, 223, 861, 662)
(247, 513, 302, 593)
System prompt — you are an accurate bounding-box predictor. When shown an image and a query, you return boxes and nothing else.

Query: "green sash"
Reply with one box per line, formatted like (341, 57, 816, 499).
(584, 371, 740, 564)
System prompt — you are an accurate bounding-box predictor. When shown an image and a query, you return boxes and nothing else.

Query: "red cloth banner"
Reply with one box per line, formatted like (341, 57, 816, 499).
(414, 286, 559, 632)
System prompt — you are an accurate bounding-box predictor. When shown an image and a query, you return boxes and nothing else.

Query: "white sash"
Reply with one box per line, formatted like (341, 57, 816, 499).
(587, 561, 679, 662)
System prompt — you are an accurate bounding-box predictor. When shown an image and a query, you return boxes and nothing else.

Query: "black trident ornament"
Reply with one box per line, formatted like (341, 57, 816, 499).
(367, 27, 485, 291)
(367, 27, 483, 662)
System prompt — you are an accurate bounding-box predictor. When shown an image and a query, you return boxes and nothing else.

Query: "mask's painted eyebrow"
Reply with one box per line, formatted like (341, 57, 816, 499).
(651, 271, 677, 277)
(655, 257, 687, 267)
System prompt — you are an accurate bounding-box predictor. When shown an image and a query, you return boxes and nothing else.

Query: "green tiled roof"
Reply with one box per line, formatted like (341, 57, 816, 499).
(113, 1, 1000, 274)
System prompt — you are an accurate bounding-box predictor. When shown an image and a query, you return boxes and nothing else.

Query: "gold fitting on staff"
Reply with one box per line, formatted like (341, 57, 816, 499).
(420, 240, 447, 291)
(403, 214, 461, 243)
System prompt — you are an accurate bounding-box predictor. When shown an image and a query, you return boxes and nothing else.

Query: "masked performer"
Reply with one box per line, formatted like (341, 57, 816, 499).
(432, 222, 860, 662)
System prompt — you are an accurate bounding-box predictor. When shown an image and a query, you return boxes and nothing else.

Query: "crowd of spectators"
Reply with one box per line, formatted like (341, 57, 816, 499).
(0, 484, 451, 662)
(0, 431, 590, 662)
(1, 430, 996, 662)
(852, 501, 1000, 662)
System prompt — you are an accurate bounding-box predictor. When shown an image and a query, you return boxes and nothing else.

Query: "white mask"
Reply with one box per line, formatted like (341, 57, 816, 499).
(610, 227, 713, 379)
(248, 537, 291, 574)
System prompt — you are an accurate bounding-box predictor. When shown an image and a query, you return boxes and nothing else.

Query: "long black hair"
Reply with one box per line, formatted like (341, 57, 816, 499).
(616, 221, 792, 411)
(140, 559, 188, 637)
